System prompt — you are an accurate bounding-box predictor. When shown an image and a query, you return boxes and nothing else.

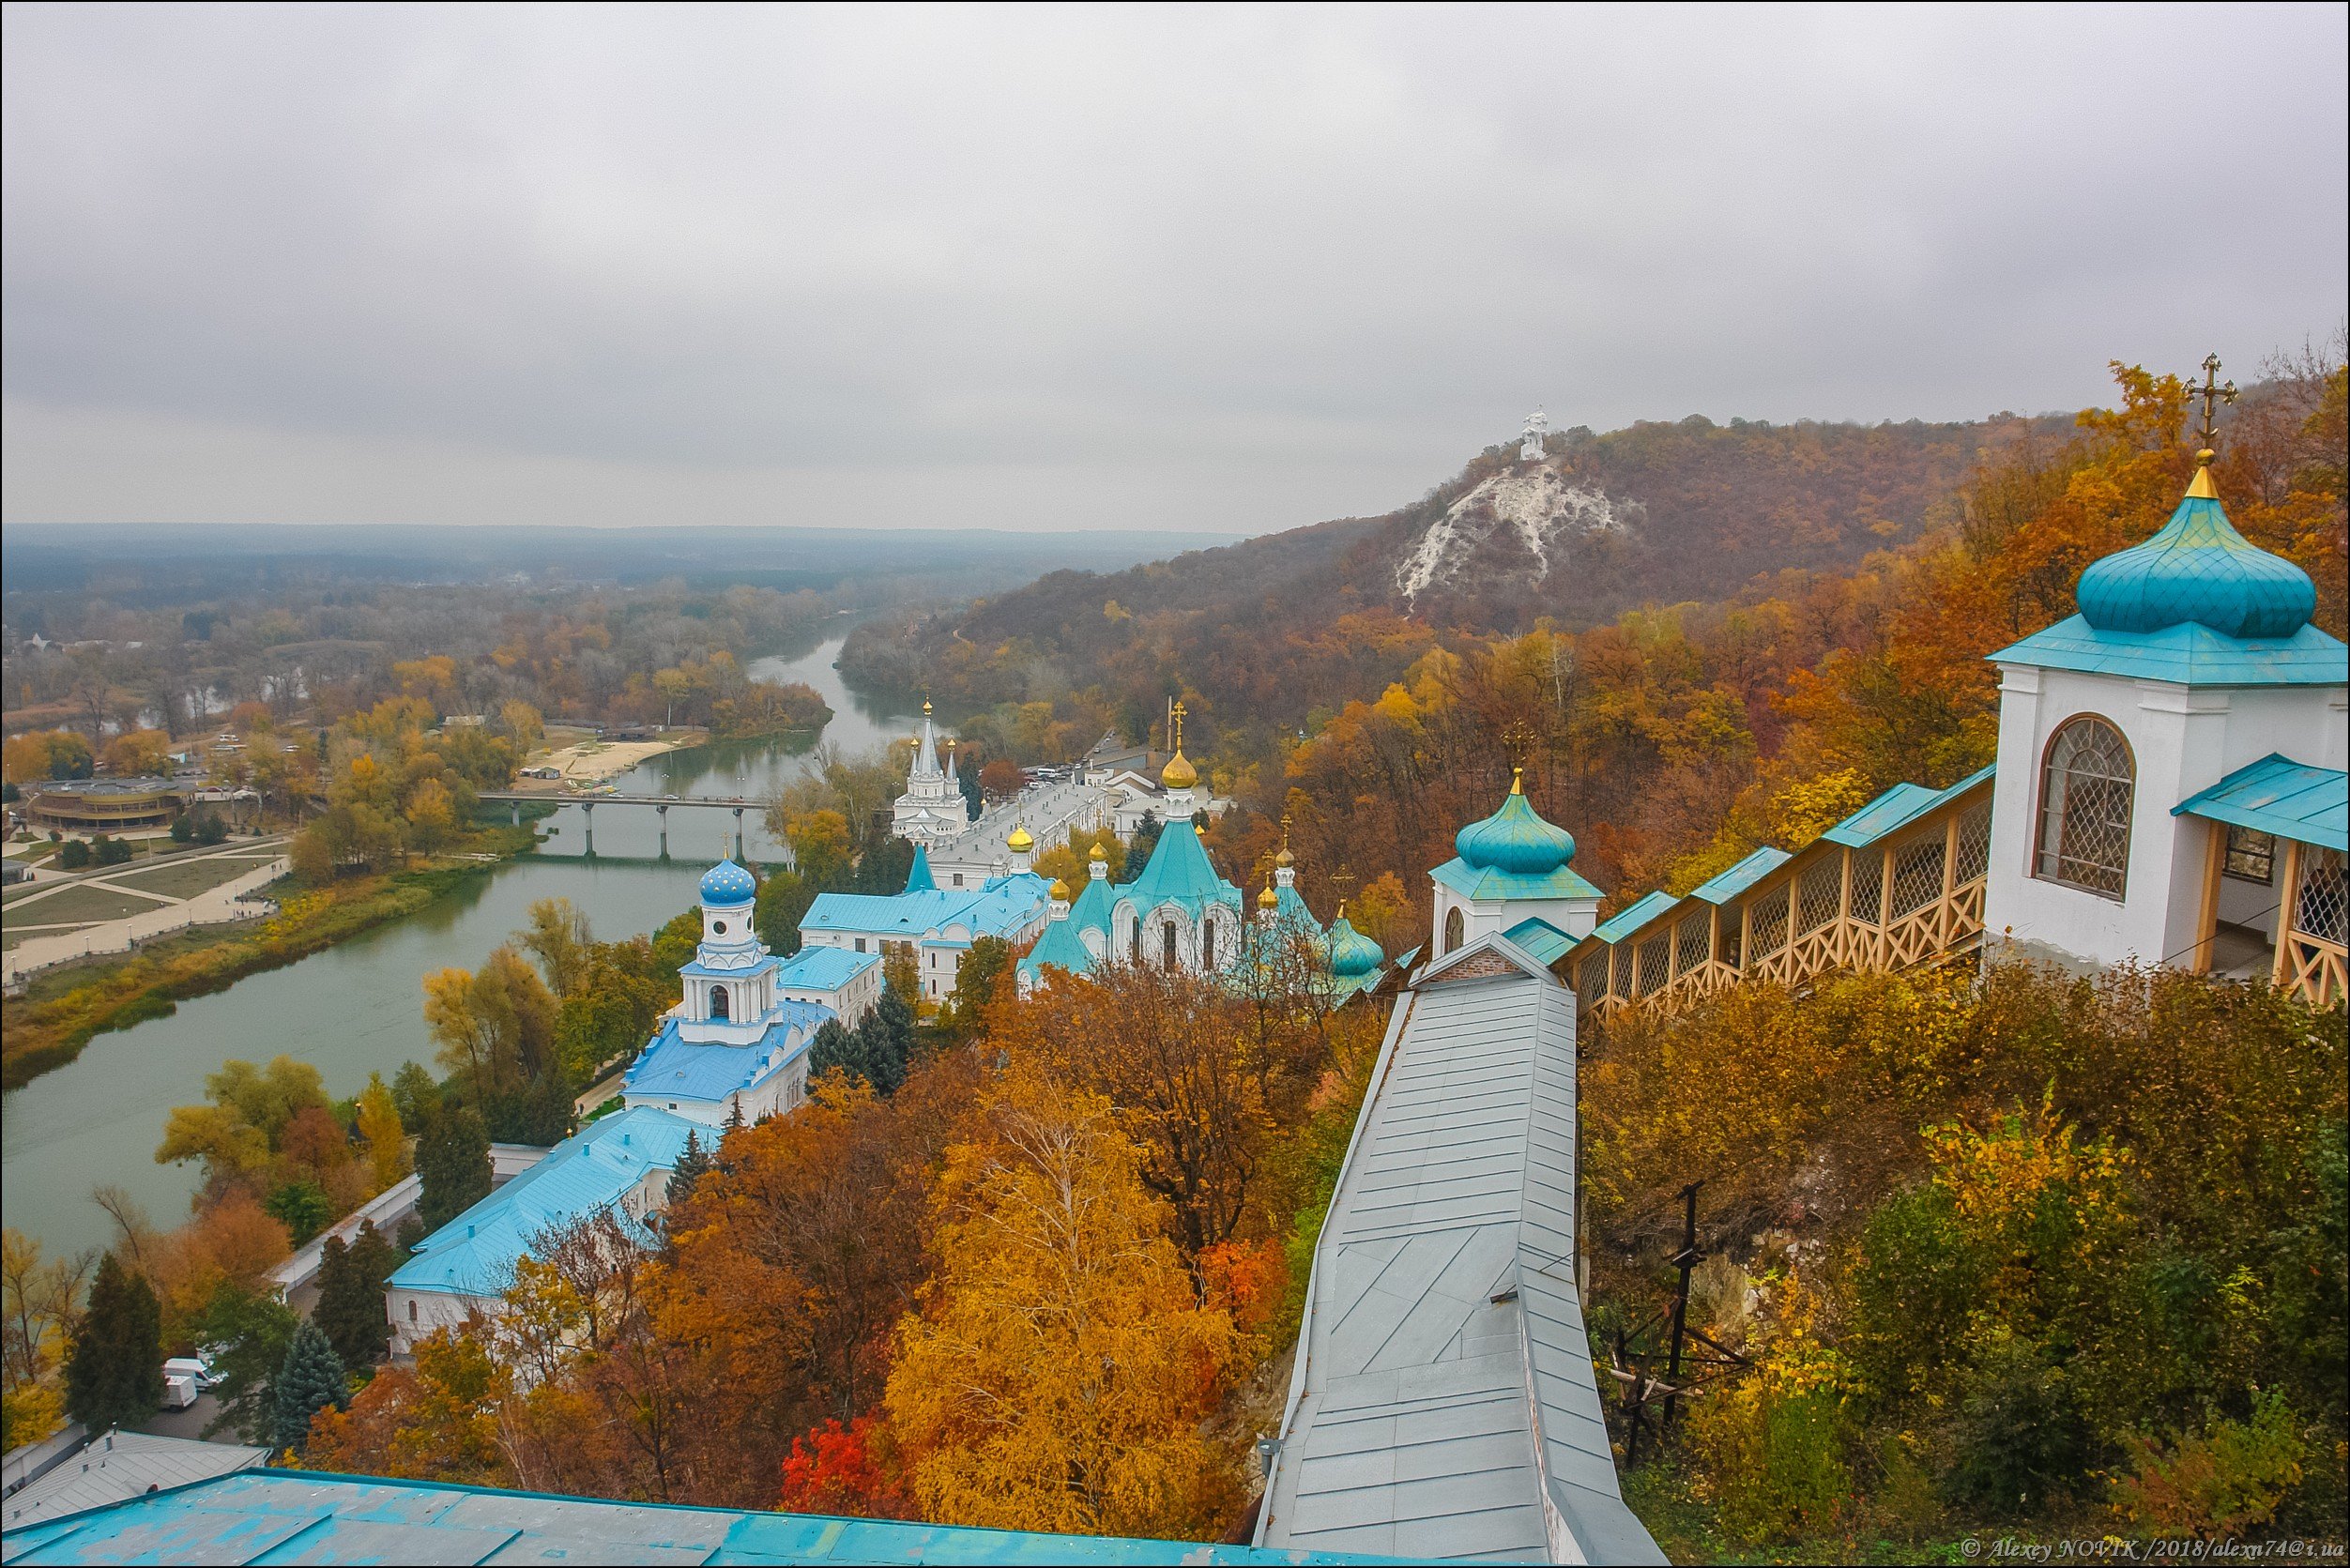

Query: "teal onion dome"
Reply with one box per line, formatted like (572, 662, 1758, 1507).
(1327, 910, 1383, 978)
(1454, 769, 1577, 875)
(2076, 464, 2315, 639)
(699, 858, 756, 906)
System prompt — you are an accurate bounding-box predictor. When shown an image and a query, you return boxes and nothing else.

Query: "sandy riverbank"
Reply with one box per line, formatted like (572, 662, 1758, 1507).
(527, 732, 704, 784)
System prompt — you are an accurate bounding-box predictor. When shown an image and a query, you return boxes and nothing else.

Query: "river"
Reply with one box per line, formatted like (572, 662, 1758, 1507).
(0, 633, 923, 1259)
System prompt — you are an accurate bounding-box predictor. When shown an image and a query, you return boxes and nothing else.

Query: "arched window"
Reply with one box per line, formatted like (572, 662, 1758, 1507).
(1130, 918, 1141, 964)
(1444, 906, 1465, 953)
(709, 983, 730, 1021)
(1201, 919, 1215, 969)
(2036, 716, 2135, 899)
(1163, 920, 1179, 970)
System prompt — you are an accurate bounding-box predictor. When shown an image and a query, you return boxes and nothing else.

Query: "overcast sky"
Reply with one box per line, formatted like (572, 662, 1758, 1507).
(4, 4, 2344, 535)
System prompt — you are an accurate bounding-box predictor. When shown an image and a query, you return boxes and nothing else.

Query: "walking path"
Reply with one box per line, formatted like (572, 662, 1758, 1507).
(1, 839, 289, 983)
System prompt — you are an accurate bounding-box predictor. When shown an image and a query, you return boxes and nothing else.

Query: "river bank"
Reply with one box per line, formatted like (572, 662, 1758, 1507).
(0, 633, 922, 1257)
(0, 819, 540, 1092)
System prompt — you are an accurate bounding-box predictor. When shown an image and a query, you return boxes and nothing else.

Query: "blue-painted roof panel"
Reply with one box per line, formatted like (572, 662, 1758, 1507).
(1502, 916, 1575, 966)
(773, 945, 880, 991)
(2173, 754, 2348, 851)
(1821, 764, 1995, 848)
(0, 1470, 1393, 1564)
(1591, 890, 1678, 945)
(678, 953, 780, 980)
(1686, 845, 1792, 903)
(1017, 912, 1098, 982)
(801, 880, 1044, 940)
(1990, 616, 2348, 687)
(388, 1107, 702, 1298)
(1428, 856, 1606, 905)
(1120, 822, 1242, 914)
(1064, 872, 1116, 936)
(625, 1029, 805, 1105)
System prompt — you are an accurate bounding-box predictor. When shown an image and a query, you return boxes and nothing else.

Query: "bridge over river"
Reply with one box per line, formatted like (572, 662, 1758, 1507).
(479, 791, 765, 858)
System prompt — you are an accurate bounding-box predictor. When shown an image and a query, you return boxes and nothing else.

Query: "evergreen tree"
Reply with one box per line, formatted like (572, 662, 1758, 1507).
(808, 1018, 867, 1086)
(667, 1129, 713, 1205)
(313, 1225, 395, 1371)
(390, 1059, 441, 1133)
(273, 1320, 347, 1454)
(1127, 815, 1164, 871)
(65, 1254, 162, 1436)
(516, 1069, 572, 1147)
(417, 1105, 492, 1231)
(196, 1284, 298, 1444)
(866, 983, 916, 1095)
(754, 869, 810, 954)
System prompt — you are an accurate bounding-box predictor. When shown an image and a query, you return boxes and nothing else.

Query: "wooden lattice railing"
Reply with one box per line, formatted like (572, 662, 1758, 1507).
(1578, 782, 1994, 1023)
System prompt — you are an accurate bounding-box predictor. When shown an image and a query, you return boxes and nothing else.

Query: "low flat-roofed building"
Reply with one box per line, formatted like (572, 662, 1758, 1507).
(23, 778, 181, 830)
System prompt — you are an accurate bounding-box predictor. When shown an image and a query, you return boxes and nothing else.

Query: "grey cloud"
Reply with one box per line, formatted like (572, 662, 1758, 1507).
(3, 3, 2343, 531)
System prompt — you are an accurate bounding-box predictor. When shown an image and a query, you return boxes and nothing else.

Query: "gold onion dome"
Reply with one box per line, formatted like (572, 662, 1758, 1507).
(1258, 879, 1280, 910)
(1274, 844, 1294, 867)
(1161, 750, 1198, 790)
(1089, 841, 1107, 861)
(1048, 878, 1071, 902)
(1006, 823, 1034, 852)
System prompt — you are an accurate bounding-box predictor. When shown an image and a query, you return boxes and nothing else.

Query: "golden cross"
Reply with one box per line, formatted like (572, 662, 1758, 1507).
(2191, 352, 2237, 451)
(1170, 699, 1187, 753)
(1280, 812, 1292, 852)
(1330, 862, 1357, 898)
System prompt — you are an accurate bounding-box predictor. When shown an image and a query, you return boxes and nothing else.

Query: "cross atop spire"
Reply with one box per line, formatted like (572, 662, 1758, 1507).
(2192, 352, 2237, 452)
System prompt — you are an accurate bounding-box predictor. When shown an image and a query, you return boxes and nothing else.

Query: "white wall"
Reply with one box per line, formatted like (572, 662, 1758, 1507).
(1431, 885, 1599, 955)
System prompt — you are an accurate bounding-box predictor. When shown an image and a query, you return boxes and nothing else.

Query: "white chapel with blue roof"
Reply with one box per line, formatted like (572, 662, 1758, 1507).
(623, 857, 881, 1125)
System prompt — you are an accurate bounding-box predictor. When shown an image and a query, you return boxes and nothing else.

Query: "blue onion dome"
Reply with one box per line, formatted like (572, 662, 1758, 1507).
(2075, 458, 2316, 639)
(698, 858, 756, 906)
(1327, 907, 1383, 978)
(1454, 769, 1577, 875)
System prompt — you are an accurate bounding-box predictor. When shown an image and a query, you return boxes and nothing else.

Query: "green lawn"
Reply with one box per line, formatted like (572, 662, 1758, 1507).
(1, 881, 173, 933)
(105, 853, 277, 902)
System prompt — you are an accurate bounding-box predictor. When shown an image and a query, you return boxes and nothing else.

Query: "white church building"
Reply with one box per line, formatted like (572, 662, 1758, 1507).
(621, 859, 871, 1125)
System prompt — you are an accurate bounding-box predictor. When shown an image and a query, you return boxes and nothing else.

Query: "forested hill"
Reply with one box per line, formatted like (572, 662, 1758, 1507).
(841, 410, 2063, 726)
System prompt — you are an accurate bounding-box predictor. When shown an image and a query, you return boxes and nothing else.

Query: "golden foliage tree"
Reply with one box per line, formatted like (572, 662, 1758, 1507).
(885, 1066, 1240, 1538)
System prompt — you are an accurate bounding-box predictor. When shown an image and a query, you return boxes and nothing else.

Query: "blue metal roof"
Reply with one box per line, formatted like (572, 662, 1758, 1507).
(678, 953, 781, 981)
(1821, 765, 1995, 848)
(1064, 871, 1116, 936)
(0, 1469, 1392, 1564)
(1686, 845, 1792, 903)
(1427, 855, 1606, 905)
(1590, 890, 1677, 945)
(772, 945, 880, 992)
(2174, 754, 2348, 852)
(1119, 822, 1242, 915)
(625, 1023, 811, 1106)
(801, 876, 1045, 941)
(1017, 911, 1099, 983)
(1501, 916, 1575, 966)
(388, 1107, 702, 1298)
(1990, 616, 2347, 688)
